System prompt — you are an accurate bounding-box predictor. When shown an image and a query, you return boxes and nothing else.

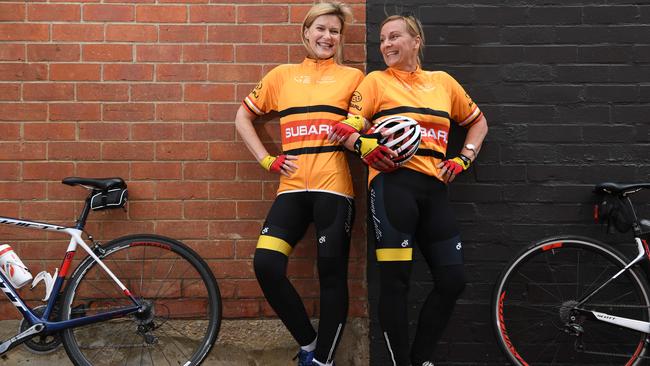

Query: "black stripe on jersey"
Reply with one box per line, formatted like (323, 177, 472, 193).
(415, 149, 446, 159)
(372, 107, 453, 122)
(242, 101, 260, 116)
(284, 145, 345, 155)
(278, 105, 348, 118)
(464, 111, 484, 128)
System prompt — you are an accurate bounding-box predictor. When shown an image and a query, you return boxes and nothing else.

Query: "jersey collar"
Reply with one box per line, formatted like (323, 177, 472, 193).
(387, 65, 423, 79)
(302, 57, 336, 68)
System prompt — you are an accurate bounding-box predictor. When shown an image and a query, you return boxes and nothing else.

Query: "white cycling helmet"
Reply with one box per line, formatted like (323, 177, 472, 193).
(369, 115, 421, 166)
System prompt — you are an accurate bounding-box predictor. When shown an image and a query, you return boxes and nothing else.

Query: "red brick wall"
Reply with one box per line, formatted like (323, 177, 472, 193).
(0, 0, 366, 320)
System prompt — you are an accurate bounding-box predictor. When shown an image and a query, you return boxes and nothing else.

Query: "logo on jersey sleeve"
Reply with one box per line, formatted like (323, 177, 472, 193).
(465, 92, 474, 108)
(251, 81, 263, 99)
(350, 91, 362, 112)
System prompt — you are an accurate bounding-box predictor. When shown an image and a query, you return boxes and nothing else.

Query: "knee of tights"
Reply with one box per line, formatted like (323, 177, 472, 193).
(253, 249, 288, 282)
(318, 256, 348, 287)
(435, 266, 467, 298)
(379, 273, 410, 295)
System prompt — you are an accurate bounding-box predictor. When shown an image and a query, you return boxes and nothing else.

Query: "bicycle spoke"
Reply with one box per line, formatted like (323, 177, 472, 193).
(156, 326, 191, 361)
(505, 301, 560, 318)
(609, 289, 639, 305)
(163, 318, 207, 342)
(87, 322, 134, 362)
(532, 328, 564, 364)
(582, 264, 615, 299)
(152, 338, 173, 366)
(139, 246, 146, 298)
(151, 257, 199, 302)
(147, 345, 155, 366)
(576, 248, 581, 300)
(516, 271, 565, 303)
(544, 251, 567, 303)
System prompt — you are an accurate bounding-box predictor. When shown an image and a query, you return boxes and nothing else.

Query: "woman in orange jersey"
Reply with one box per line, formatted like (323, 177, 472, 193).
(234, 2, 363, 366)
(330, 14, 488, 366)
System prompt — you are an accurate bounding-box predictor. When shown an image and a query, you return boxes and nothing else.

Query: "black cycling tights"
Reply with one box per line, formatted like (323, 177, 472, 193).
(255, 250, 349, 363)
(379, 261, 467, 366)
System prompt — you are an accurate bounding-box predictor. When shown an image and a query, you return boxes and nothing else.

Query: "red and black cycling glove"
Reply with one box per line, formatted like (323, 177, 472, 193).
(260, 155, 287, 173)
(353, 133, 395, 171)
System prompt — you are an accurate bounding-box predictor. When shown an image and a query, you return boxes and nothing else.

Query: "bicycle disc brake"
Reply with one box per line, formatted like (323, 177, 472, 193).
(19, 305, 62, 354)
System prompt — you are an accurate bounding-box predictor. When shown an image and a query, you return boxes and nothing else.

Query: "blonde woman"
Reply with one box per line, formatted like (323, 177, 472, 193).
(331, 14, 489, 366)
(234, 2, 363, 365)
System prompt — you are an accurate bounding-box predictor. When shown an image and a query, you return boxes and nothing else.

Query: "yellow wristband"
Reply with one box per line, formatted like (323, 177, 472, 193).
(451, 156, 471, 170)
(341, 115, 365, 131)
(260, 155, 276, 171)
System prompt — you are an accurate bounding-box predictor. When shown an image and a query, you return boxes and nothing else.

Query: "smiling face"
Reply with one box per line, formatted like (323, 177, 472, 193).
(380, 18, 421, 72)
(303, 14, 342, 60)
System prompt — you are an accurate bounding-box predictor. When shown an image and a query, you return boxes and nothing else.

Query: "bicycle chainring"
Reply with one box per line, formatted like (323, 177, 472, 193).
(18, 305, 63, 354)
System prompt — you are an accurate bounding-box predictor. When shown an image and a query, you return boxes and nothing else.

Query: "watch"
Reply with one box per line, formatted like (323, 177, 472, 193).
(464, 143, 477, 159)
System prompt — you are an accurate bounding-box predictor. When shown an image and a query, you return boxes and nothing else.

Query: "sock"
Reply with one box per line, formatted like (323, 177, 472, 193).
(301, 336, 317, 352)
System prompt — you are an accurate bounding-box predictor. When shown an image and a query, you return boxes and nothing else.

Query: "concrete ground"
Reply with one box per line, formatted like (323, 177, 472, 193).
(0, 318, 369, 365)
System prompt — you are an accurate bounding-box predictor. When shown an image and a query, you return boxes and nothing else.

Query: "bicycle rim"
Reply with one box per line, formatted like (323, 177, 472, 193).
(61, 235, 221, 366)
(493, 237, 650, 366)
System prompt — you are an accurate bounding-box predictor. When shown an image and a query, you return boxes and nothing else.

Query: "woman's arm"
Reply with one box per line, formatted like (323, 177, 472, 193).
(234, 105, 298, 176)
(460, 115, 488, 162)
(234, 105, 268, 162)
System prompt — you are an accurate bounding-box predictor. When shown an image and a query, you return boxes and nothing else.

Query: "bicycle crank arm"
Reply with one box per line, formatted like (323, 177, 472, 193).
(578, 308, 650, 333)
(0, 323, 44, 355)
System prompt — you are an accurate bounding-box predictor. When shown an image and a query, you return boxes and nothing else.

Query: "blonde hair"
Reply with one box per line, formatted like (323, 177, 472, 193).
(301, 1, 353, 63)
(380, 14, 425, 66)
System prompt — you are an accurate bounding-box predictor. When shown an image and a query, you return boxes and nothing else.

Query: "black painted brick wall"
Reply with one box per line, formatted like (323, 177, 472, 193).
(365, 1, 650, 365)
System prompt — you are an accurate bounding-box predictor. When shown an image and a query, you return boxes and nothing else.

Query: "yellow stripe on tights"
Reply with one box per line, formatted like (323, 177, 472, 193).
(376, 248, 413, 261)
(257, 235, 293, 256)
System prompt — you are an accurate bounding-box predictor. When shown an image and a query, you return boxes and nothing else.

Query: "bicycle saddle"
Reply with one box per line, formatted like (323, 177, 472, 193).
(62, 177, 126, 191)
(594, 182, 650, 195)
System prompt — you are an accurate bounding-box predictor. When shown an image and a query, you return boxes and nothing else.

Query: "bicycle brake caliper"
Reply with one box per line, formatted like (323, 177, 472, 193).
(92, 243, 105, 257)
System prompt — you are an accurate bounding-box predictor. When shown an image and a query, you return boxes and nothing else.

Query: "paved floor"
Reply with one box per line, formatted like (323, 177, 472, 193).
(0, 318, 369, 365)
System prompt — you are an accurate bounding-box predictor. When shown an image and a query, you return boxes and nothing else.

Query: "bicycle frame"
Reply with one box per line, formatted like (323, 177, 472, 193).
(0, 215, 142, 354)
(571, 236, 650, 334)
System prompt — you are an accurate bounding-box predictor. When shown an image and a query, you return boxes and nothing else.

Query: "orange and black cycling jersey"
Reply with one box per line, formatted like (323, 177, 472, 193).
(243, 58, 364, 198)
(349, 67, 483, 184)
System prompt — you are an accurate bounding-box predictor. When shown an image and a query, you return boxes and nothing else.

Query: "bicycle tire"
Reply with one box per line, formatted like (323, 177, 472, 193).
(60, 234, 221, 366)
(492, 236, 650, 366)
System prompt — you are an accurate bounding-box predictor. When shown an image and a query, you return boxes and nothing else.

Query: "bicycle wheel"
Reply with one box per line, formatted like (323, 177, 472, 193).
(61, 234, 221, 366)
(492, 236, 650, 365)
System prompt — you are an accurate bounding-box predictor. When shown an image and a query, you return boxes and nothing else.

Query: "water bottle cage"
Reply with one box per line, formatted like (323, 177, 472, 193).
(31, 269, 58, 302)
